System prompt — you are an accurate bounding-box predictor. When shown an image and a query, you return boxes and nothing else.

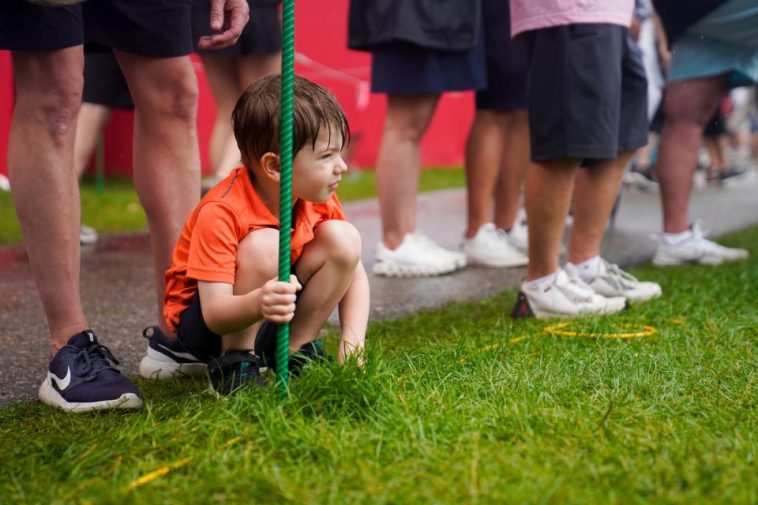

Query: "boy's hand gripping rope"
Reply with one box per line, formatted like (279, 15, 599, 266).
(276, 0, 296, 398)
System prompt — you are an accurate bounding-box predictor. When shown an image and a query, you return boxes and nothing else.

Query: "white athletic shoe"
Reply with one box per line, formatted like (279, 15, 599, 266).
(508, 211, 529, 252)
(412, 233, 467, 269)
(463, 223, 528, 268)
(79, 223, 99, 245)
(565, 258, 662, 303)
(511, 269, 627, 319)
(374, 233, 462, 277)
(653, 224, 749, 266)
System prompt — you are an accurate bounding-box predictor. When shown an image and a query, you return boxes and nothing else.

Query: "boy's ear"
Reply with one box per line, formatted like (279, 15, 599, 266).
(260, 152, 281, 181)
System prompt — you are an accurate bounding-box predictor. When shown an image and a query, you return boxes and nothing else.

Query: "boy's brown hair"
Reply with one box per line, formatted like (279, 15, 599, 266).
(232, 74, 350, 167)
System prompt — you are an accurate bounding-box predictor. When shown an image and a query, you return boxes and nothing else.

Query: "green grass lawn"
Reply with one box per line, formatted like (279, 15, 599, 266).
(0, 168, 466, 245)
(1, 227, 756, 504)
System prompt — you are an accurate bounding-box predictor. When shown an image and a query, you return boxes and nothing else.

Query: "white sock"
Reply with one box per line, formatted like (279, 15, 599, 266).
(524, 270, 559, 290)
(663, 230, 693, 245)
(569, 256, 601, 280)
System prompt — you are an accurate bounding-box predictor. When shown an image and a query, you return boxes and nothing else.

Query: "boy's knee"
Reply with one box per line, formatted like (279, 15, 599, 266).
(237, 228, 279, 277)
(318, 221, 362, 268)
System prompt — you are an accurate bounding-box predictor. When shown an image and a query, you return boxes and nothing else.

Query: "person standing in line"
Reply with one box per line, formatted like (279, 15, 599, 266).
(510, 0, 662, 319)
(192, 0, 282, 190)
(348, 0, 485, 277)
(462, 0, 529, 269)
(0, 0, 248, 412)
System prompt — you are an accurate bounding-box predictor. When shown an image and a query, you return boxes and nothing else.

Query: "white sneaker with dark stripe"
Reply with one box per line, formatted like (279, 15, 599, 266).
(566, 258, 662, 303)
(138, 326, 207, 380)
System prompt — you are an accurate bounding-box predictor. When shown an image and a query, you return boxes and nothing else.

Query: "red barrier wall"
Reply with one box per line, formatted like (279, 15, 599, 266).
(0, 1, 474, 178)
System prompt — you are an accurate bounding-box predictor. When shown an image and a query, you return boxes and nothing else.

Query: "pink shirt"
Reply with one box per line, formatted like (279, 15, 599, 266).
(510, 0, 634, 37)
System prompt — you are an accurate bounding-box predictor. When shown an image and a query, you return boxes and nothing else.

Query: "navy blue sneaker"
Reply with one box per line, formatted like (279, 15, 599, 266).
(138, 326, 207, 380)
(38, 330, 143, 412)
(208, 350, 265, 395)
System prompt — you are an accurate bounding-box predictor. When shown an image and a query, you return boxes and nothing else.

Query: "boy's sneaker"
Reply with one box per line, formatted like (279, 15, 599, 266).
(511, 269, 627, 319)
(463, 223, 528, 268)
(38, 330, 143, 412)
(255, 321, 332, 376)
(374, 233, 463, 277)
(139, 326, 207, 380)
(208, 350, 265, 395)
(652, 224, 749, 266)
(565, 259, 662, 303)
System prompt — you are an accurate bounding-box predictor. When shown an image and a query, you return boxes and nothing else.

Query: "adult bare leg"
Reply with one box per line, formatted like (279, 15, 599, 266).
(525, 158, 578, 280)
(493, 108, 529, 231)
(464, 110, 504, 237)
(8, 48, 87, 353)
(375, 93, 439, 249)
(200, 54, 241, 179)
(73, 103, 111, 179)
(567, 151, 634, 264)
(116, 52, 201, 336)
(656, 75, 726, 233)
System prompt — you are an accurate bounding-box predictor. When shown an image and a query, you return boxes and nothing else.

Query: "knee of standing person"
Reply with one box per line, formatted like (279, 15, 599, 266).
(34, 74, 83, 140)
(236, 227, 280, 282)
(663, 82, 721, 128)
(315, 220, 362, 270)
(139, 69, 199, 124)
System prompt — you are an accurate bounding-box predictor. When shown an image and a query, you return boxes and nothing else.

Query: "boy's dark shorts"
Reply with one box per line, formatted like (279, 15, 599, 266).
(176, 273, 303, 361)
(475, 0, 529, 110)
(0, 0, 193, 57)
(524, 23, 649, 163)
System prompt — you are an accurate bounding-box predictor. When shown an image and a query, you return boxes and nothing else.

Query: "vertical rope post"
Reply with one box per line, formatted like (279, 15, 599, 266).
(276, 0, 296, 398)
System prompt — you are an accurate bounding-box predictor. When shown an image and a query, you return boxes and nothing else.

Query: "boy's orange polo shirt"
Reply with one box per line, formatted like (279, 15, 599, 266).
(163, 166, 346, 332)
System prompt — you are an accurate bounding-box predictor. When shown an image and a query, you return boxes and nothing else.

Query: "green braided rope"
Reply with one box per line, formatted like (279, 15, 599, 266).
(276, 0, 296, 398)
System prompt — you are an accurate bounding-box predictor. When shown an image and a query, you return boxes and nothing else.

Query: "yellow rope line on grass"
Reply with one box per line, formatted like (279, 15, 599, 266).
(543, 322, 657, 339)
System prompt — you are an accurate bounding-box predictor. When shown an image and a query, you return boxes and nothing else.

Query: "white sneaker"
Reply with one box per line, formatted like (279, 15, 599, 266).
(80, 223, 99, 245)
(511, 269, 627, 319)
(374, 234, 461, 277)
(508, 212, 529, 252)
(463, 223, 528, 268)
(412, 233, 467, 269)
(566, 258, 662, 303)
(653, 224, 749, 266)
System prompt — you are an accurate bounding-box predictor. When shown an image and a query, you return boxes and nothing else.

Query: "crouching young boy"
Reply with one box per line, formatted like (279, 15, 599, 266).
(139, 75, 370, 394)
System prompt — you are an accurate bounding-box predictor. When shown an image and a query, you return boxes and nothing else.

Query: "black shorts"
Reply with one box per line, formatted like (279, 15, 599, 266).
(82, 52, 134, 109)
(0, 1, 83, 51)
(176, 273, 302, 360)
(524, 24, 648, 162)
(193, 1, 281, 56)
(475, 0, 528, 110)
(0, 0, 193, 57)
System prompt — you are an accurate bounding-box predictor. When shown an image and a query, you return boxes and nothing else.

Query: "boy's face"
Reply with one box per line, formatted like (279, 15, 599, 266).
(291, 126, 348, 203)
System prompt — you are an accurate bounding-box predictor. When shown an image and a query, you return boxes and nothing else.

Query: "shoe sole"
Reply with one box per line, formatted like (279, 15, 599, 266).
(373, 261, 461, 277)
(38, 378, 143, 413)
(466, 256, 528, 268)
(652, 256, 724, 266)
(139, 348, 207, 380)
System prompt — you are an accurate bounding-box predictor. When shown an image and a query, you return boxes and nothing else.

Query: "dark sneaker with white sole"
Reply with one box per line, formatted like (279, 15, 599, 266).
(138, 326, 207, 380)
(208, 350, 265, 395)
(254, 321, 332, 376)
(38, 330, 142, 412)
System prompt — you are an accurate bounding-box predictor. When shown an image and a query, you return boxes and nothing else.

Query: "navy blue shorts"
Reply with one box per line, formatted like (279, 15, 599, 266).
(0, 0, 193, 57)
(370, 36, 487, 94)
(524, 24, 649, 162)
(475, 0, 528, 110)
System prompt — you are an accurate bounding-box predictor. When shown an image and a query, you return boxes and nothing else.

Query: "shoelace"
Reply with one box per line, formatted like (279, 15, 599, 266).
(555, 274, 594, 303)
(602, 260, 640, 290)
(72, 342, 120, 380)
